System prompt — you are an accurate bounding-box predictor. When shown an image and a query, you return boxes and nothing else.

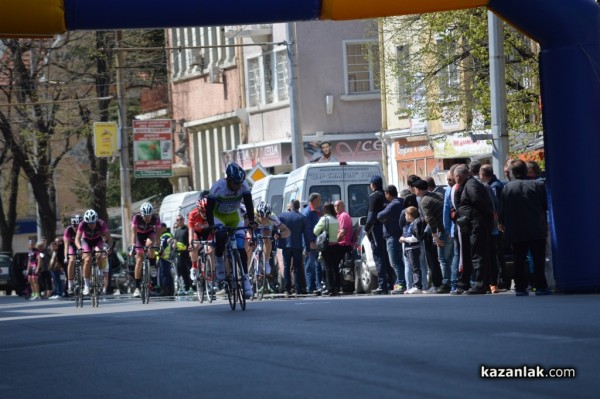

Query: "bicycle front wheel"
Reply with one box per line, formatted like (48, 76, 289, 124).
(204, 255, 215, 304)
(91, 263, 99, 307)
(257, 250, 267, 300)
(197, 273, 205, 304)
(233, 250, 246, 311)
(74, 263, 83, 308)
(141, 261, 150, 304)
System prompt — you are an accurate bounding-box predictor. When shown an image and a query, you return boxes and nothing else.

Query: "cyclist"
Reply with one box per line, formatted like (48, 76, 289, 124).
(253, 201, 291, 275)
(131, 202, 161, 298)
(64, 214, 82, 296)
(74, 209, 113, 295)
(188, 197, 214, 281)
(205, 162, 256, 298)
(26, 240, 41, 300)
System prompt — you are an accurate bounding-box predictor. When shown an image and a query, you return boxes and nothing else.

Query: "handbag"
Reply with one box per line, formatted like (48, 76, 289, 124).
(315, 217, 329, 251)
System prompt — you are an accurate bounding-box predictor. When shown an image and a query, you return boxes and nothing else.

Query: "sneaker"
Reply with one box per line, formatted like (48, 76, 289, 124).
(215, 288, 227, 296)
(187, 288, 195, 296)
(243, 277, 253, 299)
(435, 286, 450, 294)
(450, 288, 463, 295)
(31, 294, 41, 301)
(190, 268, 199, 281)
(67, 288, 74, 296)
(101, 288, 107, 295)
(392, 284, 405, 294)
(49, 295, 60, 300)
(83, 287, 90, 296)
(216, 257, 225, 280)
(405, 287, 422, 294)
(133, 288, 141, 298)
(423, 286, 437, 294)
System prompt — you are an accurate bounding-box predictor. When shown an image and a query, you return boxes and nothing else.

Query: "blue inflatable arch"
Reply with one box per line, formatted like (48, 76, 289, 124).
(1, 0, 599, 292)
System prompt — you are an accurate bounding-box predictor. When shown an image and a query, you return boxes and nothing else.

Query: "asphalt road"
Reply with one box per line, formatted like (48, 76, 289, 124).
(0, 292, 597, 399)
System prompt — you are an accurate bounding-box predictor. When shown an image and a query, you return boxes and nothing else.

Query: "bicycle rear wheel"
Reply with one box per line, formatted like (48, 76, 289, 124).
(204, 255, 215, 303)
(248, 254, 258, 301)
(197, 273, 205, 303)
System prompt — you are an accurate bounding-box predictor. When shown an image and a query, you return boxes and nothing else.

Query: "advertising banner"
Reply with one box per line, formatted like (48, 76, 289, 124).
(431, 131, 493, 159)
(133, 119, 173, 178)
(93, 122, 118, 157)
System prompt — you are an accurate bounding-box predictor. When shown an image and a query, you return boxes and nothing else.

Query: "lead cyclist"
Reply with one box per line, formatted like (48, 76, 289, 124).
(205, 162, 257, 299)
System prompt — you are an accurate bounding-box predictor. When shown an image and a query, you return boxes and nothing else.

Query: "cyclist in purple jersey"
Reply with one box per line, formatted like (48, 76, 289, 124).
(64, 214, 81, 296)
(75, 209, 113, 295)
(130, 202, 160, 298)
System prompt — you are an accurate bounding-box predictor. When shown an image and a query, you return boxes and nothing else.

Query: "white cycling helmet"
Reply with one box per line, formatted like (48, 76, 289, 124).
(83, 209, 98, 224)
(140, 202, 153, 216)
(71, 214, 82, 225)
(256, 201, 272, 218)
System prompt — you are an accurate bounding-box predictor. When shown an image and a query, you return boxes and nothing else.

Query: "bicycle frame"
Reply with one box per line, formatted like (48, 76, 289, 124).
(136, 245, 160, 304)
(221, 226, 250, 311)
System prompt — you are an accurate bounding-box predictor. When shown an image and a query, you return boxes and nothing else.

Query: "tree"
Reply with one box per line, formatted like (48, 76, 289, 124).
(381, 9, 542, 147)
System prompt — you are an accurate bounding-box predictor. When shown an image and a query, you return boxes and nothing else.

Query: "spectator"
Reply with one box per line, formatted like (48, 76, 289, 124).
(27, 240, 40, 300)
(401, 206, 424, 294)
(334, 200, 355, 293)
(302, 193, 323, 295)
(378, 185, 405, 293)
(499, 159, 550, 296)
(37, 240, 52, 299)
(480, 164, 507, 293)
(173, 215, 192, 295)
(365, 175, 393, 295)
(313, 202, 343, 296)
(158, 223, 175, 297)
(426, 176, 445, 196)
(454, 164, 494, 294)
(443, 165, 460, 294)
(279, 199, 310, 296)
(413, 179, 448, 293)
(48, 239, 65, 299)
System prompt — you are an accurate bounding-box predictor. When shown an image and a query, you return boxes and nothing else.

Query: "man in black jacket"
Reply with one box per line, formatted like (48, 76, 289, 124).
(378, 185, 405, 293)
(499, 159, 550, 296)
(365, 175, 392, 294)
(454, 164, 494, 294)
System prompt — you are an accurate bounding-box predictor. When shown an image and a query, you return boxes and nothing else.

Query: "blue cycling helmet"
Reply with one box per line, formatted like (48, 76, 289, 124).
(225, 162, 246, 184)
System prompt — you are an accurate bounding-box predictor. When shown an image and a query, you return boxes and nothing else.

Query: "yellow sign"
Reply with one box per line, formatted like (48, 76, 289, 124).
(247, 163, 269, 184)
(93, 122, 118, 157)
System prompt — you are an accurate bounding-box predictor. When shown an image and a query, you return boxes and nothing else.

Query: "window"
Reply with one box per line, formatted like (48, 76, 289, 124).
(309, 185, 341, 206)
(347, 184, 371, 218)
(436, 38, 460, 100)
(171, 26, 235, 80)
(345, 40, 380, 95)
(245, 48, 289, 107)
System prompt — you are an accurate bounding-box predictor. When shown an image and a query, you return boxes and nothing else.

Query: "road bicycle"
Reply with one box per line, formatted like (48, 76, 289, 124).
(136, 245, 160, 304)
(193, 240, 216, 304)
(248, 232, 275, 300)
(218, 225, 251, 311)
(88, 249, 106, 307)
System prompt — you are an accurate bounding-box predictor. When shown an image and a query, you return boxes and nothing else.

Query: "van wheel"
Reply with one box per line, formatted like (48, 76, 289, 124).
(356, 256, 376, 294)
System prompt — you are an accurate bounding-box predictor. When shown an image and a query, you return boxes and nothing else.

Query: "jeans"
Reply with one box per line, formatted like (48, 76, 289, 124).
(372, 236, 393, 291)
(282, 248, 303, 293)
(51, 270, 63, 296)
(437, 231, 452, 289)
(159, 258, 174, 293)
(405, 248, 422, 289)
(304, 249, 320, 292)
(451, 235, 460, 289)
(386, 236, 405, 287)
(423, 231, 443, 288)
(513, 239, 547, 292)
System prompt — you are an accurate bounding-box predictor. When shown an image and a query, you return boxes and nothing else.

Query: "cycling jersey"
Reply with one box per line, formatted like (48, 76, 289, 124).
(78, 219, 109, 240)
(132, 214, 160, 234)
(256, 214, 282, 230)
(188, 208, 209, 233)
(63, 226, 78, 254)
(208, 179, 251, 215)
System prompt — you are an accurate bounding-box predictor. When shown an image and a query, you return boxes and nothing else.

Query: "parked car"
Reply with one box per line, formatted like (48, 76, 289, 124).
(0, 253, 14, 295)
(9, 252, 29, 296)
(353, 217, 378, 294)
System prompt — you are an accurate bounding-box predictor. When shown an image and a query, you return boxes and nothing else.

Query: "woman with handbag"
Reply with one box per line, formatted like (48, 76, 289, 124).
(313, 202, 344, 296)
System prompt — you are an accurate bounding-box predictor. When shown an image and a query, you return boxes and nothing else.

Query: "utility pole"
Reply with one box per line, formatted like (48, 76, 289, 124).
(286, 22, 303, 169)
(488, 11, 509, 178)
(116, 30, 132, 252)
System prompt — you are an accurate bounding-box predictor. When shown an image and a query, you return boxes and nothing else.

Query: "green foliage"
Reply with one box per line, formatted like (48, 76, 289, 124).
(382, 9, 542, 145)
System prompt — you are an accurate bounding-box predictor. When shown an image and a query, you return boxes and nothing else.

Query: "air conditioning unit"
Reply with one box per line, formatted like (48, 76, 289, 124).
(208, 65, 222, 84)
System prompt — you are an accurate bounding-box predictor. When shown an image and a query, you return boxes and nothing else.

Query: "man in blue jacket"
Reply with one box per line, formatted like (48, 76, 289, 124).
(279, 199, 311, 296)
(378, 185, 405, 293)
(365, 175, 392, 294)
(301, 193, 323, 294)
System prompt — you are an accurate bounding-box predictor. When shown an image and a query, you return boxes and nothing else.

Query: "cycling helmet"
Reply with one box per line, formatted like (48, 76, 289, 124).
(83, 209, 98, 224)
(225, 162, 246, 184)
(71, 214, 82, 225)
(140, 202, 153, 216)
(196, 198, 208, 212)
(256, 201, 272, 218)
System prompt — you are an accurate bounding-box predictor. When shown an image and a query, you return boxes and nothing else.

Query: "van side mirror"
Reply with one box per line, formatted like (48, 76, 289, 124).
(359, 216, 367, 226)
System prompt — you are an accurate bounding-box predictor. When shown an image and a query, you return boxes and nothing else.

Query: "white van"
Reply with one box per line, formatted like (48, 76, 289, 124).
(159, 191, 199, 229)
(282, 162, 382, 222)
(251, 174, 288, 215)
